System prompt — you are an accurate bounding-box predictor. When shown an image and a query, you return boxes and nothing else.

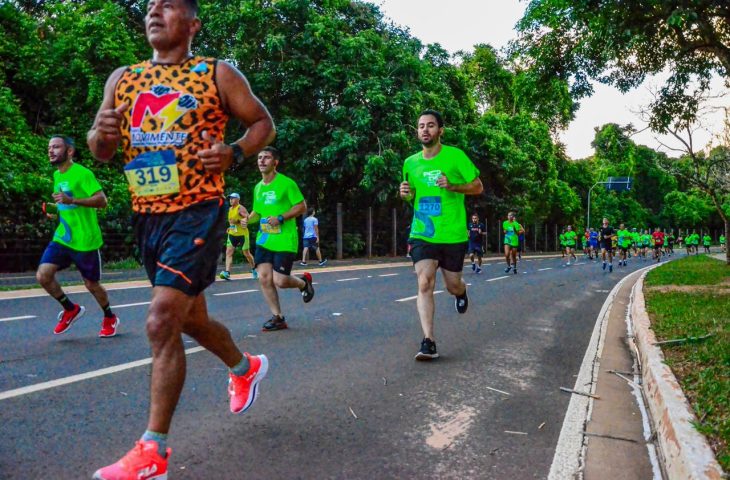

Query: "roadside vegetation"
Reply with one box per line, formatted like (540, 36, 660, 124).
(645, 255, 729, 470)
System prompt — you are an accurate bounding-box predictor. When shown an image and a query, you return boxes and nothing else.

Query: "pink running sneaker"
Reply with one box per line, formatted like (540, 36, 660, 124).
(93, 440, 170, 480)
(53, 304, 85, 335)
(99, 314, 120, 338)
(228, 353, 269, 414)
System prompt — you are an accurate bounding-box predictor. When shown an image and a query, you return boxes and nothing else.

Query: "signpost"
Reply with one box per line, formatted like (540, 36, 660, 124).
(587, 177, 632, 229)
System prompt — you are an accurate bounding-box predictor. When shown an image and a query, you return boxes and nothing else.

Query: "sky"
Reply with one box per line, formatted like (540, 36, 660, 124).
(376, 0, 727, 160)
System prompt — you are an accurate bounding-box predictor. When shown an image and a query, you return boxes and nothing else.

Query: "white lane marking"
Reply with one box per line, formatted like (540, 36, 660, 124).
(486, 276, 509, 282)
(112, 301, 151, 309)
(0, 315, 36, 323)
(396, 290, 444, 302)
(336, 277, 360, 282)
(213, 289, 258, 297)
(379, 273, 399, 277)
(0, 346, 205, 401)
(539, 268, 553, 271)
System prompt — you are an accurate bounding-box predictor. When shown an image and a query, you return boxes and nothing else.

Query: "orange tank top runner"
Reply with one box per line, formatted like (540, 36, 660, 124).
(114, 56, 229, 214)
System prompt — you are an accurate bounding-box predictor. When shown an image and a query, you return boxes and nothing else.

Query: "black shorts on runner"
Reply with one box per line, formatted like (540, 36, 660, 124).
(134, 198, 226, 296)
(228, 235, 246, 248)
(409, 240, 467, 273)
(39, 241, 102, 282)
(468, 243, 483, 256)
(620, 246, 629, 253)
(600, 241, 613, 252)
(254, 246, 297, 275)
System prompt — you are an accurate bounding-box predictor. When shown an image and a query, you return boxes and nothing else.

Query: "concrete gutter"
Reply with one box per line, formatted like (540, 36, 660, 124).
(630, 271, 725, 479)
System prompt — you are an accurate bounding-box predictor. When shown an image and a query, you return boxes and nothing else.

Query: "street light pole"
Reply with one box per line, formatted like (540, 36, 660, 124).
(587, 182, 599, 230)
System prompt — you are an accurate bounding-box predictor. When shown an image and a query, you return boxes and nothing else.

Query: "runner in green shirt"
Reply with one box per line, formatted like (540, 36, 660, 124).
(616, 223, 631, 267)
(563, 225, 578, 265)
(400, 109, 483, 360)
(720, 234, 726, 253)
(703, 233, 712, 253)
(36, 135, 119, 337)
(248, 147, 315, 332)
(640, 229, 651, 261)
(503, 212, 524, 273)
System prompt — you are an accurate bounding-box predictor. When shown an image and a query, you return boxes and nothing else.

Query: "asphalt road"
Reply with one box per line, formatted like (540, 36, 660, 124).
(0, 254, 658, 479)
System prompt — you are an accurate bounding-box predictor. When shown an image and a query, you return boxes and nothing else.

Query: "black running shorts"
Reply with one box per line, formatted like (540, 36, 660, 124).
(134, 198, 226, 296)
(254, 246, 296, 276)
(409, 240, 467, 273)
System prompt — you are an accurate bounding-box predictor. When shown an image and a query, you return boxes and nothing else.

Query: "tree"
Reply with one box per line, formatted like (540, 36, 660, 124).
(657, 115, 730, 263)
(514, 0, 730, 131)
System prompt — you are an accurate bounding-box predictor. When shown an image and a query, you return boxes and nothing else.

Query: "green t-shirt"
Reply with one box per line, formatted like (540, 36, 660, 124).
(703, 235, 711, 246)
(52, 163, 104, 251)
(690, 234, 699, 245)
(641, 234, 651, 246)
(617, 229, 631, 248)
(564, 230, 577, 247)
(403, 145, 480, 244)
(631, 231, 640, 243)
(503, 220, 522, 247)
(559, 233, 566, 246)
(720, 236, 726, 244)
(252, 173, 304, 253)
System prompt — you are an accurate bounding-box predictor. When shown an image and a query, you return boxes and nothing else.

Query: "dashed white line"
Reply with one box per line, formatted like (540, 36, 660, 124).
(538, 268, 553, 271)
(0, 346, 205, 401)
(379, 273, 399, 277)
(0, 315, 36, 323)
(336, 278, 360, 282)
(487, 276, 510, 282)
(213, 289, 258, 297)
(112, 301, 151, 309)
(396, 290, 444, 302)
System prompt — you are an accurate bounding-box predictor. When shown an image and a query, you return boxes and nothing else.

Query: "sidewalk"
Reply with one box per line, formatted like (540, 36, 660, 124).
(582, 266, 661, 479)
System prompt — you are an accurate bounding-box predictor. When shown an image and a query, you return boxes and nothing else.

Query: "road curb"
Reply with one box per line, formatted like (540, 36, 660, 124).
(630, 270, 725, 480)
(549, 265, 652, 479)
(0, 253, 564, 300)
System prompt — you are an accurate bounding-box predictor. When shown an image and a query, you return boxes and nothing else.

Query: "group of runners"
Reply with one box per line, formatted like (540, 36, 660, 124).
(27, 1, 727, 478)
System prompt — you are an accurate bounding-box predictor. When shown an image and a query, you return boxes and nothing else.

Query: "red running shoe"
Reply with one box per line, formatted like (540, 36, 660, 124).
(93, 440, 170, 480)
(99, 314, 120, 338)
(53, 304, 85, 335)
(228, 353, 269, 414)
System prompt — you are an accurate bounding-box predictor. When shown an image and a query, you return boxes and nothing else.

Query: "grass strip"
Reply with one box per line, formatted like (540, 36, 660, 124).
(645, 256, 729, 470)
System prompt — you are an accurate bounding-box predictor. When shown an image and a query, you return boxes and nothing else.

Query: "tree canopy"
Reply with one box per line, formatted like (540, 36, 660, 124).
(0, 0, 726, 270)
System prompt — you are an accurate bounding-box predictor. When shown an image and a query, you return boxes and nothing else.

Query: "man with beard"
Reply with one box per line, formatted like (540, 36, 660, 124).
(87, 0, 274, 477)
(36, 135, 119, 338)
(399, 109, 483, 360)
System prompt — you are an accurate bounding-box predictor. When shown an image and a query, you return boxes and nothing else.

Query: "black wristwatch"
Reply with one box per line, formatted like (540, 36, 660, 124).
(229, 143, 245, 167)
(277, 215, 285, 224)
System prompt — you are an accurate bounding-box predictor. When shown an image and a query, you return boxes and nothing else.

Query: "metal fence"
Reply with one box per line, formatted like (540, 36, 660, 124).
(0, 207, 725, 273)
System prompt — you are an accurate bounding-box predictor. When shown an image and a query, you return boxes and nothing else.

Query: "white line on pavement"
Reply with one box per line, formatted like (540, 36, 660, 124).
(539, 268, 553, 271)
(0, 315, 36, 323)
(379, 273, 399, 277)
(213, 289, 258, 297)
(487, 276, 510, 282)
(0, 346, 205, 401)
(395, 290, 444, 302)
(112, 301, 151, 309)
(336, 278, 360, 282)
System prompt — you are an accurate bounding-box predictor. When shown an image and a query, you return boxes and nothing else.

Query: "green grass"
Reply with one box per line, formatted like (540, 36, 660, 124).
(645, 257, 730, 470)
(104, 257, 141, 270)
(645, 254, 729, 286)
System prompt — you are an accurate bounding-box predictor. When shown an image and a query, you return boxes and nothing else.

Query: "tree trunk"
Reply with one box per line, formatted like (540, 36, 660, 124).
(725, 219, 729, 266)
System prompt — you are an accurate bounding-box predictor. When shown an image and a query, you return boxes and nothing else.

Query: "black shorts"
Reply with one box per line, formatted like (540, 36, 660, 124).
(600, 242, 613, 252)
(254, 246, 296, 276)
(409, 240, 467, 273)
(134, 198, 226, 296)
(468, 242, 483, 256)
(620, 246, 629, 253)
(303, 237, 318, 250)
(228, 235, 247, 248)
(39, 242, 102, 282)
